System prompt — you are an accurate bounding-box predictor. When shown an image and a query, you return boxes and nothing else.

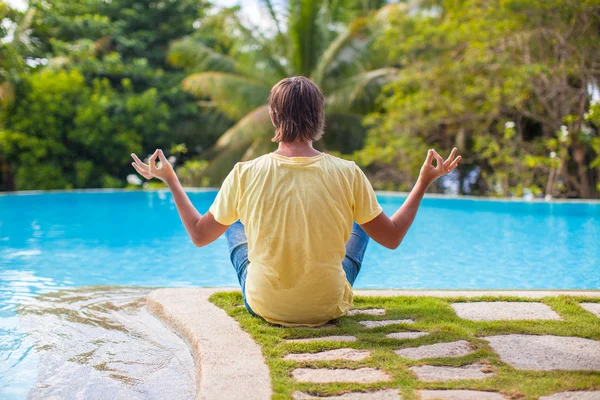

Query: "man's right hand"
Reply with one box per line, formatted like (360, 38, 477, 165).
(131, 149, 177, 185)
(418, 148, 461, 187)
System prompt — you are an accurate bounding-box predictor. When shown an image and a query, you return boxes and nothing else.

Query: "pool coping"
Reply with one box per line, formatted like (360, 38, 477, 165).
(146, 288, 600, 399)
(146, 288, 272, 400)
(2, 187, 600, 204)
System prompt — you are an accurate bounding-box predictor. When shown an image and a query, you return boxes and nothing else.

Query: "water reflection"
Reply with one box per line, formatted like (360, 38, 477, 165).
(15, 287, 195, 399)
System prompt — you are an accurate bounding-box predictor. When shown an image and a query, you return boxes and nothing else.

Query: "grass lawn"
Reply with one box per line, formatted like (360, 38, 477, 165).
(210, 292, 600, 400)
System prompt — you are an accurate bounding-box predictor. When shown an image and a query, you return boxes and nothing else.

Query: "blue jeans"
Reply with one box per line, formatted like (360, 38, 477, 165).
(225, 221, 370, 316)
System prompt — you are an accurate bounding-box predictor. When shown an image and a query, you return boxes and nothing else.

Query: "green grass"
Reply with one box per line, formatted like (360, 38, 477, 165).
(210, 293, 600, 399)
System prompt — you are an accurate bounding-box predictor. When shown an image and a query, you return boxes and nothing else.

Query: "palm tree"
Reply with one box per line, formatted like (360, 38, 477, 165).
(168, 0, 399, 183)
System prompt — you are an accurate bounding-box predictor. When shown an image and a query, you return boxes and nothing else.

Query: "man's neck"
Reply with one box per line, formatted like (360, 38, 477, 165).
(273, 140, 322, 158)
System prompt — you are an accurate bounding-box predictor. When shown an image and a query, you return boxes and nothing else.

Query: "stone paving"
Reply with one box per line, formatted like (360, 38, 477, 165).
(347, 308, 386, 316)
(409, 363, 495, 381)
(418, 390, 507, 399)
(451, 301, 562, 321)
(291, 367, 392, 383)
(359, 319, 415, 328)
(394, 340, 473, 360)
(286, 335, 357, 343)
(292, 389, 401, 399)
(386, 331, 429, 340)
(485, 334, 600, 370)
(146, 289, 600, 399)
(283, 348, 371, 362)
(539, 392, 600, 399)
(581, 303, 600, 317)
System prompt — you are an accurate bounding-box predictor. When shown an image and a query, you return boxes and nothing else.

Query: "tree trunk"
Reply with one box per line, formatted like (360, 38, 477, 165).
(1, 158, 14, 191)
(572, 143, 590, 198)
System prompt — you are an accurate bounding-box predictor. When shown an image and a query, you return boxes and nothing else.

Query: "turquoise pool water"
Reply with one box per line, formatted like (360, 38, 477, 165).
(2, 190, 599, 294)
(0, 190, 599, 396)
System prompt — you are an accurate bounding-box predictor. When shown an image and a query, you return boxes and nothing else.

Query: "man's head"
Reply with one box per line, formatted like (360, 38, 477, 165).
(268, 76, 325, 143)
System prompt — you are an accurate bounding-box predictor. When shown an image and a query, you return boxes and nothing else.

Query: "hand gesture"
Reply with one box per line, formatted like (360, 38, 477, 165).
(131, 149, 176, 184)
(419, 148, 461, 186)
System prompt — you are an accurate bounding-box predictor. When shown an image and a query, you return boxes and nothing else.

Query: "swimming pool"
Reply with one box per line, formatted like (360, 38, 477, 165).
(1, 190, 599, 396)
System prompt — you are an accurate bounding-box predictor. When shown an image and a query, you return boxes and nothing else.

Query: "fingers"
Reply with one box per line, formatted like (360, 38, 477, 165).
(432, 150, 444, 170)
(131, 153, 148, 169)
(424, 149, 434, 165)
(132, 162, 152, 179)
(158, 149, 168, 164)
(447, 155, 462, 172)
(148, 149, 159, 174)
(444, 147, 457, 168)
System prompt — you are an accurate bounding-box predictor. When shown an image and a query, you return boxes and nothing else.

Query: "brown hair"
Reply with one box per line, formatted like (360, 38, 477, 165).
(268, 76, 325, 143)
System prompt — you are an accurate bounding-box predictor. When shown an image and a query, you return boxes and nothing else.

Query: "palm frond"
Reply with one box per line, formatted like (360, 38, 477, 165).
(241, 134, 277, 161)
(233, 18, 289, 79)
(182, 72, 270, 120)
(215, 104, 273, 149)
(203, 137, 255, 185)
(311, 18, 369, 86)
(326, 67, 399, 114)
(288, 0, 328, 76)
(203, 106, 274, 184)
(168, 38, 238, 73)
(259, 0, 285, 42)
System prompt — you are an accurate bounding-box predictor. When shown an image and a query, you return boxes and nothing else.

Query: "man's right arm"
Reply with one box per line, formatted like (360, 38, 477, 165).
(360, 148, 461, 249)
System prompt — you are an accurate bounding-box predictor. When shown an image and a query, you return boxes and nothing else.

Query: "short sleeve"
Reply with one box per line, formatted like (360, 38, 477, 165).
(208, 164, 241, 225)
(352, 164, 383, 224)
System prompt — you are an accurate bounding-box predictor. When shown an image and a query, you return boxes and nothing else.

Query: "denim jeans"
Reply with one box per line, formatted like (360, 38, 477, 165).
(225, 220, 370, 316)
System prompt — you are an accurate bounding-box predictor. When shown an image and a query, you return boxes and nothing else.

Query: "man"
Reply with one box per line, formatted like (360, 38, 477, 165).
(131, 76, 461, 327)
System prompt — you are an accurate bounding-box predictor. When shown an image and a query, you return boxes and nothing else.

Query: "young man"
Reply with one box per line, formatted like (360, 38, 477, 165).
(131, 76, 461, 327)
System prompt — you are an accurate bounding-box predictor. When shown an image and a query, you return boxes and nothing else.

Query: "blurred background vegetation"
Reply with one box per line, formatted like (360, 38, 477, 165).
(1, 0, 599, 198)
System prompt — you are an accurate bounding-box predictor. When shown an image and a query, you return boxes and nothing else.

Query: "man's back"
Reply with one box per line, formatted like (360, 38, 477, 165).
(210, 152, 382, 326)
(131, 75, 461, 327)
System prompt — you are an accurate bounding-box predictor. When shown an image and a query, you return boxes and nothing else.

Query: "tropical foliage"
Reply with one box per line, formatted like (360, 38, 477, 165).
(0, 0, 231, 190)
(1, 0, 599, 198)
(358, 0, 600, 197)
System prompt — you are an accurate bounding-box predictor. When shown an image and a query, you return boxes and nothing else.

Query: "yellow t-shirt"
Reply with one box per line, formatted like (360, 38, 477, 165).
(209, 152, 382, 326)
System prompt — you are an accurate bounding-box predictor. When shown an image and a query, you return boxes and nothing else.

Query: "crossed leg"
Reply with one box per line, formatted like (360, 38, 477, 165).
(225, 221, 370, 315)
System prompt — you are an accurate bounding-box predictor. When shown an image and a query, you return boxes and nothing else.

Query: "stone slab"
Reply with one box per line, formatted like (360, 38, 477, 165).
(292, 368, 392, 383)
(146, 288, 272, 400)
(386, 331, 430, 340)
(284, 348, 371, 362)
(451, 302, 561, 321)
(359, 319, 414, 328)
(484, 334, 600, 371)
(146, 288, 600, 299)
(581, 303, 600, 317)
(419, 390, 507, 399)
(395, 340, 474, 360)
(348, 308, 386, 316)
(410, 363, 494, 382)
(286, 336, 357, 344)
(354, 290, 600, 298)
(292, 389, 401, 399)
(539, 392, 600, 400)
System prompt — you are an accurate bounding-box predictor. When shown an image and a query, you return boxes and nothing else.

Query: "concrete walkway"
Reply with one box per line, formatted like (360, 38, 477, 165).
(147, 288, 600, 399)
